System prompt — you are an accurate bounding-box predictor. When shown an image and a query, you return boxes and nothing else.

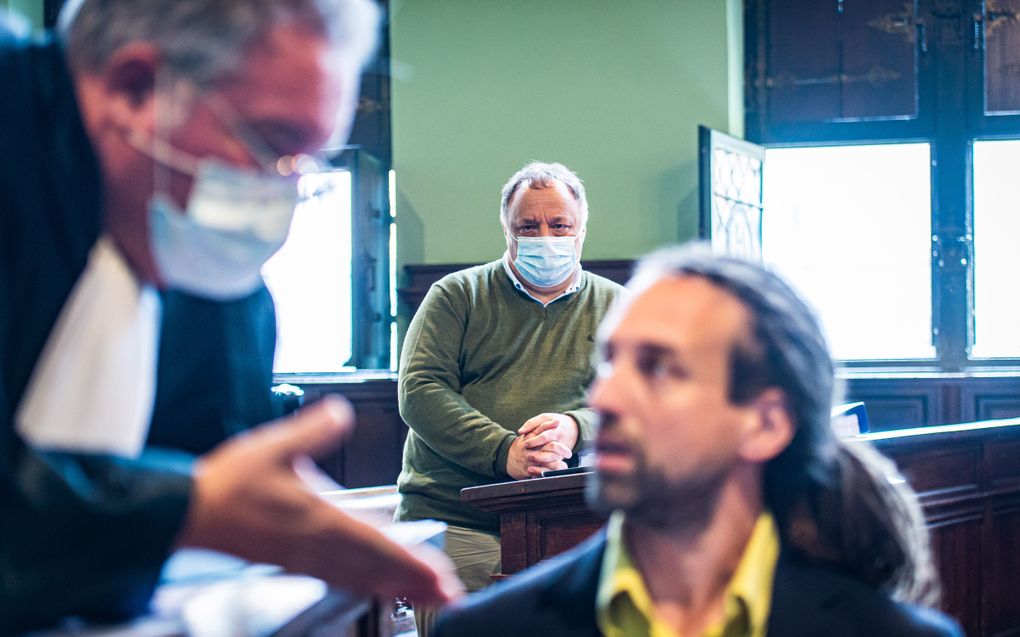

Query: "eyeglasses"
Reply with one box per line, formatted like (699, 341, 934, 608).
(201, 91, 331, 180)
(139, 75, 344, 204)
(142, 83, 341, 203)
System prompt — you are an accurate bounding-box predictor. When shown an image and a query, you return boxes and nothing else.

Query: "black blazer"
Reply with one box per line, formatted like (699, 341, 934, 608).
(435, 530, 962, 637)
(147, 287, 278, 455)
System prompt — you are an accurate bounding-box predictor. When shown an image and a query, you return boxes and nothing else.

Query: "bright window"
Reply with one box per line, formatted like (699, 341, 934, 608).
(762, 143, 934, 360)
(263, 171, 354, 373)
(973, 139, 1020, 358)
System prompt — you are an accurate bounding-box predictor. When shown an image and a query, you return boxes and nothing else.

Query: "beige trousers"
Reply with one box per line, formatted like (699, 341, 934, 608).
(414, 525, 501, 637)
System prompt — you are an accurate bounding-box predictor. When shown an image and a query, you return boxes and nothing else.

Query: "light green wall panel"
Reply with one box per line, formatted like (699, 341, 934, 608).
(5, 0, 43, 30)
(390, 0, 743, 267)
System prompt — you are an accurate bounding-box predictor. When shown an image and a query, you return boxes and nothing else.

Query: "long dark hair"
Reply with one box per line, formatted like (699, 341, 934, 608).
(633, 244, 939, 606)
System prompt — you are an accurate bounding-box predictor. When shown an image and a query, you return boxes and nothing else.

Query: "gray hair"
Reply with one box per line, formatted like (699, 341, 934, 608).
(499, 161, 589, 228)
(632, 243, 940, 606)
(58, 0, 379, 86)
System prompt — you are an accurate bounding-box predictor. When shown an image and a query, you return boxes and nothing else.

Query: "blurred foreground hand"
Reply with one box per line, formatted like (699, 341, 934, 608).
(178, 396, 463, 606)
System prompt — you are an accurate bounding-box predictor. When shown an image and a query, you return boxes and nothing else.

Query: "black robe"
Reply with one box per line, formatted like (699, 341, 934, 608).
(0, 21, 275, 631)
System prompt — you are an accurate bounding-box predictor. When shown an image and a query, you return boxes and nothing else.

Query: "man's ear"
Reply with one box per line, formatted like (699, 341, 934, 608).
(502, 222, 515, 247)
(739, 387, 795, 463)
(96, 43, 161, 132)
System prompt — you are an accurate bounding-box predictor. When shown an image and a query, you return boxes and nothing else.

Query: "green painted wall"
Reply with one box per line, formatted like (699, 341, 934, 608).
(390, 0, 743, 267)
(3, 0, 43, 30)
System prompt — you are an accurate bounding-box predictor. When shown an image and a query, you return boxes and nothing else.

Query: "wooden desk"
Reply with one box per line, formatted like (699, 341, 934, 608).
(28, 561, 387, 637)
(464, 418, 1020, 637)
(462, 472, 604, 575)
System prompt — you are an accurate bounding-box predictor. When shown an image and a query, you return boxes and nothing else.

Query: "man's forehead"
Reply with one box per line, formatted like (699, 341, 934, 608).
(511, 210, 575, 222)
(508, 182, 580, 217)
(599, 275, 752, 351)
(214, 23, 349, 151)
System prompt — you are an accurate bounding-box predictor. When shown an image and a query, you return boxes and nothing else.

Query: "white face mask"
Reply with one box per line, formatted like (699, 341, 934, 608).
(512, 235, 579, 288)
(149, 159, 298, 300)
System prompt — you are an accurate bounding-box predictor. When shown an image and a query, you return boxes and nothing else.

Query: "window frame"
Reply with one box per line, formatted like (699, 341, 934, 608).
(277, 2, 395, 376)
(745, 0, 1020, 371)
(342, 148, 393, 371)
(268, 147, 393, 380)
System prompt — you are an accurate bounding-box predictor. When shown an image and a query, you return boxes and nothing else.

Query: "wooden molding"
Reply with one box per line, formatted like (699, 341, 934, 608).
(398, 259, 634, 315)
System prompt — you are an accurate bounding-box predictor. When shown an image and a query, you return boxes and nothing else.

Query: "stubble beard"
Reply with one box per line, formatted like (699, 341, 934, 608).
(587, 446, 730, 535)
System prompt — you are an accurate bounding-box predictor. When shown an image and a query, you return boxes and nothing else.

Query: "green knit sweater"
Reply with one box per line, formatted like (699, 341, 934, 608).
(395, 259, 624, 532)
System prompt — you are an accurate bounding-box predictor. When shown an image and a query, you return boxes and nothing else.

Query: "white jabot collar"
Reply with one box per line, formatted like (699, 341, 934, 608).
(16, 235, 162, 457)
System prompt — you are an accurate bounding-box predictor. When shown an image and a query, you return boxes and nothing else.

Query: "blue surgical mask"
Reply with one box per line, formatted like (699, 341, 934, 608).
(512, 236, 579, 288)
(149, 159, 298, 300)
(124, 98, 300, 300)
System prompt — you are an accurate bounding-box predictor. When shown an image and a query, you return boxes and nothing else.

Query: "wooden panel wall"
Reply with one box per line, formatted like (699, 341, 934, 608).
(846, 375, 1020, 430)
(299, 261, 1020, 487)
(299, 378, 405, 489)
(398, 260, 634, 315)
(874, 424, 1020, 636)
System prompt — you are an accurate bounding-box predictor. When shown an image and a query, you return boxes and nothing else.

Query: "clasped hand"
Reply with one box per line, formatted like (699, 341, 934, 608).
(506, 413, 578, 479)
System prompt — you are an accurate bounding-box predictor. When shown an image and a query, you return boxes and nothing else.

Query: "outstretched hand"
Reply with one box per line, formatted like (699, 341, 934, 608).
(177, 396, 463, 606)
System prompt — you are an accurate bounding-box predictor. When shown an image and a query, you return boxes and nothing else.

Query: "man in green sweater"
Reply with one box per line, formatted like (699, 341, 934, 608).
(397, 161, 624, 635)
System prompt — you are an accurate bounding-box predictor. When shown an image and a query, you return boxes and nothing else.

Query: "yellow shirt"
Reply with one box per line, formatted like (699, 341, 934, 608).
(595, 511, 780, 637)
